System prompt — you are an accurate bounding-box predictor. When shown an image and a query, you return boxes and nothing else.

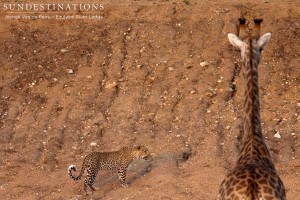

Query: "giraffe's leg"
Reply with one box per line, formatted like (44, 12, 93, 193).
(118, 168, 129, 188)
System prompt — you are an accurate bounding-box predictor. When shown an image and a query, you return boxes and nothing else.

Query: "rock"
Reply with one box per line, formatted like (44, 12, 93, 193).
(67, 69, 74, 74)
(274, 132, 281, 139)
(90, 142, 97, 147)
(140, 47, 146, 53)
(61, 48, 69, 53)
(200, 61, 209, 67)
(223, 8, 229, 13)
(105, 82, 118, 89)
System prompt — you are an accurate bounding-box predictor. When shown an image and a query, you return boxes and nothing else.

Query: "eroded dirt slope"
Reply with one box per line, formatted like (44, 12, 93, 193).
(0, 0, 299, 199)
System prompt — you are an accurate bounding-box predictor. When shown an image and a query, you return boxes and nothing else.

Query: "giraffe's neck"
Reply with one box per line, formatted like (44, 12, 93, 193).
(237, 38, 275, 170)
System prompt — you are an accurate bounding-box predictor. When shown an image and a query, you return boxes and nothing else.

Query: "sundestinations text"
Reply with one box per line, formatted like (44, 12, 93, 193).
(3, 3, 104, 11)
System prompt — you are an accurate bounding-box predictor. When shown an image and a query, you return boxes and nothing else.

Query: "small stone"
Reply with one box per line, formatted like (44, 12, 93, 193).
(225, 126, 231, 130)
(61, 48, 69, 53)
(291, 132, 295, 136)
(140, 47, 146, 53)
(274, 132, 281, 139)
(148, 77, 155, 83)
(67, 69, 74, 74)
(83, 132, 89, 136)
(200, 61, 209, 67)
(205, 91, 214, 97)
(190, 90, 196, 94)
(90, 142, 97, 147)
(207, 110, 211, 113)
(297, 103, 300, 107)
(87, 76, 92, 79)
(168, 67, 174, 71)
(227, 87, 234, 92)
(105, 82, 118, 89)
(223, 8, 229, 13)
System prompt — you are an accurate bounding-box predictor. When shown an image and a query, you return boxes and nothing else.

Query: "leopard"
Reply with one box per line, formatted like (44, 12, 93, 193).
(68, 145, 150, 194)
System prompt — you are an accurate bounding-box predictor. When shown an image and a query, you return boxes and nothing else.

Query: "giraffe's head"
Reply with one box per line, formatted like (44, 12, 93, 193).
(227, 18, 271, 62)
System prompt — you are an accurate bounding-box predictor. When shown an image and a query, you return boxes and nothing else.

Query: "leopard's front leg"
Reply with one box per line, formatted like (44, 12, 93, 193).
(117, 166, 129, 188)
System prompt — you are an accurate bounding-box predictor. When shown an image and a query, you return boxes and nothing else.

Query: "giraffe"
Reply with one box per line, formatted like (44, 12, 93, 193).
(218, 18, 286, 200)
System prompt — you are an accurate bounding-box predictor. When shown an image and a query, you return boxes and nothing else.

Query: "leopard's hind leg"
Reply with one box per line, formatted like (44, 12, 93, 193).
(84, 167, 100, 194)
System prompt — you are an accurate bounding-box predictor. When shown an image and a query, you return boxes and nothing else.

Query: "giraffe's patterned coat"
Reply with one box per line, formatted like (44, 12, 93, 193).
(218, 18, 286, 200)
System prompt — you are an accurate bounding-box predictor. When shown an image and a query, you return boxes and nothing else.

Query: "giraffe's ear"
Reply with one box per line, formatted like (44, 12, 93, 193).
(227, 33, 244, 49)
(258, 32, 271, 50)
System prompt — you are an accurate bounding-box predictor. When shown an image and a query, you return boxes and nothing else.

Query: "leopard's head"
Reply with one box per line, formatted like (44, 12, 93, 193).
(132, 145, 150, 160)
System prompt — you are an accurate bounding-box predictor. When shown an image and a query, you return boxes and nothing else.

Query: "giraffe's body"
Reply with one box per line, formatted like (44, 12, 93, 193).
(218, 18, 286, 200)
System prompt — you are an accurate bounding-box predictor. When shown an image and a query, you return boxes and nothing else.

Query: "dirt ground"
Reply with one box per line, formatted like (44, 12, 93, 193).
(0, 0, 299, 199)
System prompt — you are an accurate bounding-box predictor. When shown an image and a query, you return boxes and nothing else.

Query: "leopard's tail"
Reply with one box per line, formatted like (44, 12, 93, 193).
(68, 164, 85, 180)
